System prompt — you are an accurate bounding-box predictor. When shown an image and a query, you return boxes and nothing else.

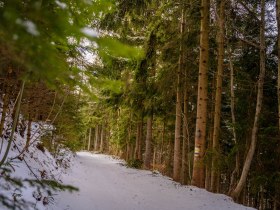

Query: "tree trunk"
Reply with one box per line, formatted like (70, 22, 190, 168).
(160, 121, 165, 164)
(152, 148, 156, 171)
(0, 86, 9, 137)
(210, 0, 225, 193)
(83, 133, 87, 150)
(0, 87, 10, 154)
(230, 0, 266, 200)
(134, 121, 140, 159)
(87, 127, 92, 151)
(103, 123, 108, 152)
(0, 81, 25, 167)
(228, 52, 240, 195)
(138, 118, 143, 160)
(205, 75, 216, 190)
(100, 125, 104, 152)
(173, 75, 182, 181)
(173, 8, 185, 182)
(134, 117, 143, 160)
(259, 186, 264, 210)
(277, 0, 280, 133)
(94, 125, 99, 151)
(182, 87, 189, 184)
(25, 115, 32, 151)
(144, 115, 153, 169)
(191, 0, 210, 188)
(126, 123, 132, 161)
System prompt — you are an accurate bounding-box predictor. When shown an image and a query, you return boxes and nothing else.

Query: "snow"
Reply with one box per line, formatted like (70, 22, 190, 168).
(51, 152, 255, 210)
(0, 121, 73, 210)
(0, 114, 255, 210)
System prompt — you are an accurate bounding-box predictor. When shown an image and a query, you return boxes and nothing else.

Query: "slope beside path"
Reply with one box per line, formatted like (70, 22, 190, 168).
(52, 152, 255, 210)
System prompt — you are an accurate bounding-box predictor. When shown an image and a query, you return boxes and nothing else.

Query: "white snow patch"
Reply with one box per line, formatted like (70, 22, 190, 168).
(81, 27, 99, 38)
(0, 120, 74, 210)
(16, 19, 40, 36)
(51, 152, 255, 210)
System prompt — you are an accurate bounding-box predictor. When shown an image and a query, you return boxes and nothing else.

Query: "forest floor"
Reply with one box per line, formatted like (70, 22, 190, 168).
(51, 152, 255, 210)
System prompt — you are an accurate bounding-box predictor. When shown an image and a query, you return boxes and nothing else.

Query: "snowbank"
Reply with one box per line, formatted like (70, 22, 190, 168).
(0, 122, 74, 210)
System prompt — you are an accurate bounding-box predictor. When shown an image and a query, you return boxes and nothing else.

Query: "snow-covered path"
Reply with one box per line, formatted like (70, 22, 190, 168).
(52, 152, 254, 210)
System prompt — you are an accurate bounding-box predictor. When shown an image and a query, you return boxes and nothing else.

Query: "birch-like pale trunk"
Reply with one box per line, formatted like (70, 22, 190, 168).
(230, 0, 266, 200)
(227, 53, 240, 195)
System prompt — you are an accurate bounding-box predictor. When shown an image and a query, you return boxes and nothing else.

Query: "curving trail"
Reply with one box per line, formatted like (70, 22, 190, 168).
(52, 152, 254, 210)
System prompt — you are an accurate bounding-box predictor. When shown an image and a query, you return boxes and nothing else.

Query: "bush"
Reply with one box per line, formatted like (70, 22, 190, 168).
(127, 159, 143, 169)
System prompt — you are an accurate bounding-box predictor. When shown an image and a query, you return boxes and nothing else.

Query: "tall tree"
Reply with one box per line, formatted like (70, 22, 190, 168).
(191, 0, 210, 188)
(210, 0, 225, 193)
(173, 8, 185, 182)
(230, 0, 266, 200)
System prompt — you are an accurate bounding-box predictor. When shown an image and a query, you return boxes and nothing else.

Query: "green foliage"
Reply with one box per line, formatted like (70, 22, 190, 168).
(52, 93, 86, 151)
(25, 179, 79, 193)
(108, 107, 132, 149)
(97, 37, 144, 60)
(0, 194, 35, 210)
(0, 0, 141, 90)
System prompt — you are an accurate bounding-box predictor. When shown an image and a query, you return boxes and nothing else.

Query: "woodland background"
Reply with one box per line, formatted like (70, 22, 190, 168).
(0, 0, 280, 209)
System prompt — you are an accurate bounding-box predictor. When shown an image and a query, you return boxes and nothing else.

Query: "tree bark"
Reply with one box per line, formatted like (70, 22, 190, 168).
(100, 125, 104, 152)
(210, 0, 225, 193)
(0, 86, 9, 137)
(191, 0, 210, 188)
(87, 127, 92, 151)
(173, 8, 185, 182)
(173, 65, 182, 181)
(0, 86, 10, 154)
(135, 118, 143, 160)
(94, 125, 99, 151)
(144, 115, 153, 169)
(205, 74, 216, 190)
(25, 114, 32, 151)
(230, 0, 266, 200)
(134, 122, 140, 159)
(160, 121, 165, 164)
(182, 87, 190, 184)
(0, 81, 25, 167)
(277, 0, 280, 133)
(228, 52, 240, 195)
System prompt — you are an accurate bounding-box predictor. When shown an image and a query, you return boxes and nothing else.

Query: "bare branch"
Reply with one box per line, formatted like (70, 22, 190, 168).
(236, 0, 260, 22)
(238, 37, 260, 49)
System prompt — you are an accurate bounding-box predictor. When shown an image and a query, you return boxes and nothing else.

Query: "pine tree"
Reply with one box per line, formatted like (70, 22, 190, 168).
(191, 0, 210, 188)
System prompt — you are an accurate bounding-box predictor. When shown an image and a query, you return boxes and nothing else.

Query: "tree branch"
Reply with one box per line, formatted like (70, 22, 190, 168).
(236, 0, 260, 22)
(238, 37, 260, 49)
